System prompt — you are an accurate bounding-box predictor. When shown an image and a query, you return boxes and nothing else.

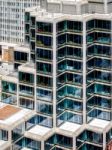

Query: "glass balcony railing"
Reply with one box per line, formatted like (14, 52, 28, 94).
(77, 130, 103, 145)
(87, 35, 111, 45)
(37, 93, 52, 102)
(13, 137, 41, 150)
(96, 37, 111, 44)
(1, 95, 17, 105)
(36, 102, 53, 116)
(36, 41, 52, 49)
(36, 22, 52, 35)
(57, 99, 83, 115)
(36, 89, 52, 102)
(45, 134, 73, 150)
(87, 108, 111, 121)
(19, 90, 34, 98)
(57, 111, 83, 126)
(57, 20, 82, 35)
(58, 65, 82, 73)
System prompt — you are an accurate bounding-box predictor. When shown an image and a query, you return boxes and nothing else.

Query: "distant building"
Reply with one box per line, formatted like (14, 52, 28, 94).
(0, 0, 40, 44)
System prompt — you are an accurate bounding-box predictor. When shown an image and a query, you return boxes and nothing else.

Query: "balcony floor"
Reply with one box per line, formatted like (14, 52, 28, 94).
(25, 124, 52, 140)
(89, 118, 110, 129)
(59, 121, 81, 133)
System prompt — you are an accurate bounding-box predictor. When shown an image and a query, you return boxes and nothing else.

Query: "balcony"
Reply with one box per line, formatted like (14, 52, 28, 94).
(58, 60, 82, 73)
(87, 71, 111, 84)
(36, 22, 52, 35)
(57, 73, 83, 88)
(19, 72, 34, 85)
(37, 75, 52, 89)
(87, 19, 111, 33)
(87, 83, 111, 98)
(57, 20, 82, 34)
(36, 41, 52, 49)
(97, 37, 111, 45)
(87, 58, 111, 71)
(87, 45, 111, 58)
(36, 62, 52, 75)
(57, 99, 83, 115)
(57, 111, 83, 126)
(36, 88, 52, 102)
(36, 35, 52, 49)
(87, 32, 111, 46)
(36, 102, 53, 116)
(87, 96, 111, 109)
(19, 85, 34, 98)
(57, 34, 82, 48)
(57, 85, 82, 101)
(87, 109, 111, 122)
(13, 137, 41, 150)
(77, 130, 103, 146)
(2, 81, 17, 94)
(36, 48, 52, 62)
(1, 95, 17, 105)
(45, 134, 73, 150)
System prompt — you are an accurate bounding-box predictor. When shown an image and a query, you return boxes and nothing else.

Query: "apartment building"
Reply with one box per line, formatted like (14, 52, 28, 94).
(0, 0, 111, 150)
(0, 0, 40, 44)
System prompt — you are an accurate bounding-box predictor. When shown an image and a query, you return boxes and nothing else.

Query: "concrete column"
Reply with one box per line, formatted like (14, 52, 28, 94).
(104, 0, 108, 14)
(8, 129, 12, 150)
(8, 130, 12, 142)
(82, 20, 87, 124)
(103, 132, 106, 150)
(41, 140, 45, 150)
(22, 122, 26, 133)
(17, 81, 19, 106)
(76, 3, 81, 15)
(60, 2, 63, 13)
(73, 136, 76, 150)
(34, 67, 37, 112)
(53, 21, 57, 128)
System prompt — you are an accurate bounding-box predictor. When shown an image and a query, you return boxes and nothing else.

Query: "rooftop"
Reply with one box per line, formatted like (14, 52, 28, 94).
(28, 6, 112, 23)
(0, 102, 35, 130)
(0, 105, 20, 120)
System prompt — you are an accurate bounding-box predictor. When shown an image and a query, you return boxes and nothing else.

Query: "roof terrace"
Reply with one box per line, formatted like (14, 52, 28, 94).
(0, 102, 36, 130)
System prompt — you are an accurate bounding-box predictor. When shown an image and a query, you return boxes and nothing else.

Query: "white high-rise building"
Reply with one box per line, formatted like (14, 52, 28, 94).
(0, 0, 40, 44)
(0, 0, 111, 150)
